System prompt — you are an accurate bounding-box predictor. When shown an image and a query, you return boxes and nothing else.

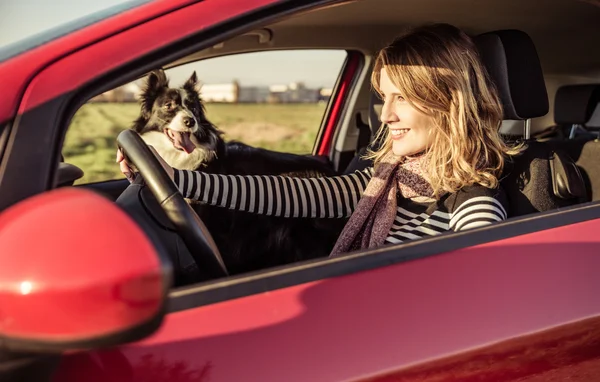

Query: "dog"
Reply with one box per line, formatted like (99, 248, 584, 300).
(132, 69, 346, 276)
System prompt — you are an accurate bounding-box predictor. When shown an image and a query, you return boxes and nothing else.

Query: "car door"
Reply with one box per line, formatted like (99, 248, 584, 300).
(2, 0, 600, 381)
(51, 214, 600, 382)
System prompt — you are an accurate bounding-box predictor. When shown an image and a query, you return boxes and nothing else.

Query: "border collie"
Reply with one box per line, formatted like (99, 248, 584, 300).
(132, 69, 345, 275)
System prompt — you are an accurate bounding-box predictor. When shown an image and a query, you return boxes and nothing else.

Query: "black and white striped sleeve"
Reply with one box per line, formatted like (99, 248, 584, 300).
(173, 168, 373, 218)
(448, 196, 508, 231)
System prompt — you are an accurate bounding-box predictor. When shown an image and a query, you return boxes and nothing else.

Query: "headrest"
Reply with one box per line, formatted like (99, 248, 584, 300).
(369, 91, 384, 135)
(474, 30, 549, 120)
(554, 84, 600, 126)
(590, 103, 600, 128)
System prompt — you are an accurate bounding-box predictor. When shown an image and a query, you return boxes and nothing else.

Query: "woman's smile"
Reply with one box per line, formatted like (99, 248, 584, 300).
(390, 128, 410, 140)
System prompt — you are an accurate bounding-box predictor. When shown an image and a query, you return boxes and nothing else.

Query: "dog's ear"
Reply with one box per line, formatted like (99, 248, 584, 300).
(183, 71, 198, 92)
(138, 69, 168, 119)
(147, 69, 169, 90)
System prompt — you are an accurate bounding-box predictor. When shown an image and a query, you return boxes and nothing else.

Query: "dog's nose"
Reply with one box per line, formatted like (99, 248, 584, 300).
(183, 117, 195, 128)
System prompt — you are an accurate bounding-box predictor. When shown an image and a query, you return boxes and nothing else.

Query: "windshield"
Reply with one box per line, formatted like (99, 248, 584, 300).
(0, 0, 150, 63)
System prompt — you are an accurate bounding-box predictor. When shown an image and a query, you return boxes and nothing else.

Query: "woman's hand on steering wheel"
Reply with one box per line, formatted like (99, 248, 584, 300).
(117, 146, 174, 183)
(116, 130, 228, 279)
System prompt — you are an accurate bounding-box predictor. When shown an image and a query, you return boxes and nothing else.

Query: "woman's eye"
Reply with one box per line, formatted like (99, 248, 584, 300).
(396, 95, 405, 102)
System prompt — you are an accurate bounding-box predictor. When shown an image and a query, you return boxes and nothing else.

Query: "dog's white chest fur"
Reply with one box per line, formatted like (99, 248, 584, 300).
(141, 131, 212, 170)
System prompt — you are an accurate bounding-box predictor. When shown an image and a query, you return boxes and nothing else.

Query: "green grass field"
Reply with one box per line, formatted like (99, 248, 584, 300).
(64, 102, 327, 184)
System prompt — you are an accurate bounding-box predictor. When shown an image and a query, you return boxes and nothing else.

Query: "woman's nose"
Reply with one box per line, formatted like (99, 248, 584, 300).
(380, 100, 397, 124)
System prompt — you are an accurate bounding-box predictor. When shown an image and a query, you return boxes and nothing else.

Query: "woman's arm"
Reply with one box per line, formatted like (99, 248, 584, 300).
(174, 168, 373, 218)
(448, 195, 508, 231)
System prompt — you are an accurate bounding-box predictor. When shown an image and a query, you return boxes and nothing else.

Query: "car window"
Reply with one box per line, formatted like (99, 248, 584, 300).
(63, 49, 348, 184)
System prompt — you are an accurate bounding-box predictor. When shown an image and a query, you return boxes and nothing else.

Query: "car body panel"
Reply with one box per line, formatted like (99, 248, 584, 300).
(0, 0, 199, 124)
(365, 316, 600, 381)
(53, 218, 600, 381)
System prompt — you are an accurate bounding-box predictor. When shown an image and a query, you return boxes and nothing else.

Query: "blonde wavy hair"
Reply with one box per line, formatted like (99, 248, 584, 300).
(367, 23, 522, 197)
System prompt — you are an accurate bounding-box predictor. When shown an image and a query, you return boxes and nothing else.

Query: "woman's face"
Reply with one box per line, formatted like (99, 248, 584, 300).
(379, 67, 435, 157)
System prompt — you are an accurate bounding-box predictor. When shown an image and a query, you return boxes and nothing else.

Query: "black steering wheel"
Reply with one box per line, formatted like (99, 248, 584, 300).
(116, 129, 228, 279)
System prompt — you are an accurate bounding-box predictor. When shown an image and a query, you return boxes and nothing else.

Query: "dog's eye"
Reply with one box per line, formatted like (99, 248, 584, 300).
(164, 102, 174, 110)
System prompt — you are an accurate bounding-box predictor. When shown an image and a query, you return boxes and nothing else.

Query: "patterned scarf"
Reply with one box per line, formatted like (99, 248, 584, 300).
(329, 151, 434, 257)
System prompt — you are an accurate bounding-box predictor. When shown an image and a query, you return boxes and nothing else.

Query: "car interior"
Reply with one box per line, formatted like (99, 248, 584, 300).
(57, 0, 600, 288)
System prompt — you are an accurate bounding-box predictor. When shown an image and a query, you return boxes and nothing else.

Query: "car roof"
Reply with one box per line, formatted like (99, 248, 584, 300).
(174, 0, 600, 77)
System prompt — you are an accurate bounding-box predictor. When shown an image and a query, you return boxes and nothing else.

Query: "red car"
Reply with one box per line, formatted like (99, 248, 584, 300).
(1, 0, 600, 381)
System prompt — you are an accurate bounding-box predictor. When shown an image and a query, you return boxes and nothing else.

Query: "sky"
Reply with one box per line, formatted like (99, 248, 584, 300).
(165, 50, 347, 88)
(0, 0, 141, 48)
(0, 0, 345, 88)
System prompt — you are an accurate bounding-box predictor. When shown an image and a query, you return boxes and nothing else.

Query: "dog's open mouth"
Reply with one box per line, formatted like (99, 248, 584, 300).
(164, 128, 196, 154)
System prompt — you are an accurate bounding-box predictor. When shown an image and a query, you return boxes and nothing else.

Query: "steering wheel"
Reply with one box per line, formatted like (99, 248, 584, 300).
(116, 129, 228, 279)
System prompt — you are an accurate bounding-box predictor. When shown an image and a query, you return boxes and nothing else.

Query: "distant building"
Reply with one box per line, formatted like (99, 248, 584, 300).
(268, 84, 292, 103)
(202, 81, 324, 104)
(238, 85, 271, 103)
(89, 80, 332, 104)
(200, 81, 271, 103)
(90, 83, 140, 103)
(318, 87, 333, 103)
(267, 82, 324, 104)
(200, 83, 238, 103)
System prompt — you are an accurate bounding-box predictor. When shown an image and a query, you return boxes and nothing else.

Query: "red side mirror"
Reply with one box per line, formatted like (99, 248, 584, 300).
(0, 188, 172, 353)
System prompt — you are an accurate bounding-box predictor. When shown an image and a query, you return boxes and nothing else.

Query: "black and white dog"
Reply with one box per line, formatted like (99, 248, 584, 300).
(132, 69, 345, 275)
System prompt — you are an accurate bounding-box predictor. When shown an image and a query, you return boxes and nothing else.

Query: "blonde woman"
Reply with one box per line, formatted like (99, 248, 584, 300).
(119, 23, 519, 256)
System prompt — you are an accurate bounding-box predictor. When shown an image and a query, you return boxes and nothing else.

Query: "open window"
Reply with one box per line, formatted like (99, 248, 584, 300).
(63, 49, 348, 185)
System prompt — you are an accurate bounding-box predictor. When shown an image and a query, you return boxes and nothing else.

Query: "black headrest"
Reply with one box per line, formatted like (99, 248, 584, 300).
(474, 30, 549, 120)
(369, 91, 383, 135)
(554, 84, 600, 125)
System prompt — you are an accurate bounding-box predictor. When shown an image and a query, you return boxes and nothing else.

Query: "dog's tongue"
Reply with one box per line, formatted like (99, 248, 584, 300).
(168, 130, 195, 154)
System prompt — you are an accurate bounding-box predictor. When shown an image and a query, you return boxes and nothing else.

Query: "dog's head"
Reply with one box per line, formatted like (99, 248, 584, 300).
(132, 69, 222, 169)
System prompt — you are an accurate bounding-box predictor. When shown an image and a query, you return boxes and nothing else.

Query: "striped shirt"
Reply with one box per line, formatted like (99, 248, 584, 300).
(174, 168, 508, 244)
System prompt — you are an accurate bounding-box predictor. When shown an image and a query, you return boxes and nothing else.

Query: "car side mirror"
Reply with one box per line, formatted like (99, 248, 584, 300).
(0, 188, 172, 353)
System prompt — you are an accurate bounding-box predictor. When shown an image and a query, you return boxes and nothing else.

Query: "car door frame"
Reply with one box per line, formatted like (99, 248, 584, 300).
(54, 207, 600, 382)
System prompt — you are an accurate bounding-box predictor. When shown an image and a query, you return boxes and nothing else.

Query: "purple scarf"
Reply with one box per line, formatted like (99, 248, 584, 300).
(329, 152, 433, 256)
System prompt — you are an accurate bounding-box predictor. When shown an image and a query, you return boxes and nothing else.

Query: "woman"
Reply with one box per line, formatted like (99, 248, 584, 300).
(118, 23, 520, 257)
